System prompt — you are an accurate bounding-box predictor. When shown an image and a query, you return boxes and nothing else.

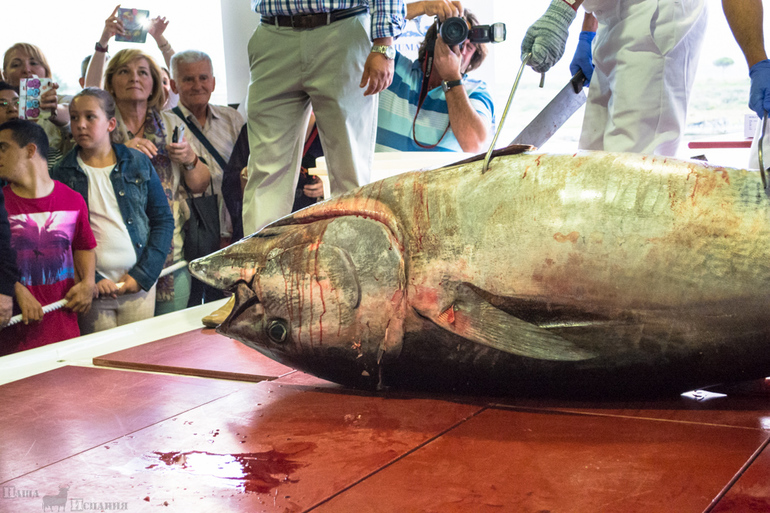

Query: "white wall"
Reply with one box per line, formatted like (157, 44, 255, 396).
(219, 0, 260, 109)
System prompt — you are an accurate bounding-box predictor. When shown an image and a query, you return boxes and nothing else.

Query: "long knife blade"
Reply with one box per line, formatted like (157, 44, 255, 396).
(510, 70, 587, 149)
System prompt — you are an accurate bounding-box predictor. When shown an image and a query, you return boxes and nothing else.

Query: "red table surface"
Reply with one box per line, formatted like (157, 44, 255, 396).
(3, 327, 770, 512)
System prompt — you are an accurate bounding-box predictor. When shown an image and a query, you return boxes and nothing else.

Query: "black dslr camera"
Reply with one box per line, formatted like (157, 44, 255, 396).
(439, 17, 506, 46)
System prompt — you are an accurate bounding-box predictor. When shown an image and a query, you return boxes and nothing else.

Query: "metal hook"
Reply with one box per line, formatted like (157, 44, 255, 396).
(482, 53, 531, 174)
(757, 111, 767, 190)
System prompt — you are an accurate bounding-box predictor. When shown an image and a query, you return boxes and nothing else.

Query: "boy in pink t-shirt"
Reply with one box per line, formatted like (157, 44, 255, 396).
(0, 119, 96, 354)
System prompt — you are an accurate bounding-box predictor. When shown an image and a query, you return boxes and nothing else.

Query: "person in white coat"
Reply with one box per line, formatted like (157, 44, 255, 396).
(522, 0, 770, 158)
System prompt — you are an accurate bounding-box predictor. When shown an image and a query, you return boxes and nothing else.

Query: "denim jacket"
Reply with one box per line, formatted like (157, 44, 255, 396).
(52, 143, 174, 292)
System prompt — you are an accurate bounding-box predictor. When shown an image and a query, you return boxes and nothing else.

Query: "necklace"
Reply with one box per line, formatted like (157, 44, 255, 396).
(127, 117, 146, 139)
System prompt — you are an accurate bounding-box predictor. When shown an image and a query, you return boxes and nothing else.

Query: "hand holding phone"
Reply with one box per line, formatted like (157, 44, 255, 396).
(172, 125, 185, 143)
(115, 8, 150, 43)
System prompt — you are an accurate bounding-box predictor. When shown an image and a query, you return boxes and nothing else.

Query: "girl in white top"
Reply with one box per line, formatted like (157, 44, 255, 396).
(54, 88, 174, 333)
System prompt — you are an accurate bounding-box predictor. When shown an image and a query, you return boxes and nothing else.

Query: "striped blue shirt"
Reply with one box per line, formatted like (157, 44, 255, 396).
(376, 52, 495, 152)
(252, 0, 406, 39)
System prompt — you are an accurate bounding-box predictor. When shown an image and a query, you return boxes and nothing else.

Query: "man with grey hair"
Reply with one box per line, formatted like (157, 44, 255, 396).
(169, 49, 244, 305)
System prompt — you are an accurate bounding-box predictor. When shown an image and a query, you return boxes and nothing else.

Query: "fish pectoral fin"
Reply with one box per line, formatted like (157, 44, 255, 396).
(427, 284, 595, 362)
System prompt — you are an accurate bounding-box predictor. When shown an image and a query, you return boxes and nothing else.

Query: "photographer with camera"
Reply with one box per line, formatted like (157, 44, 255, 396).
(376, 1, 501, 153)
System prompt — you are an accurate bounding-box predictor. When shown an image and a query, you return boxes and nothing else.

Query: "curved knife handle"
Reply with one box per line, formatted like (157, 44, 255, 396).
(571, 69, 586, 94)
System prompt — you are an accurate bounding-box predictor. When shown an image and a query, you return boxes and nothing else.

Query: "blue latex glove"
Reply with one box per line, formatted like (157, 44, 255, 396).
(569, 31, 595, 86)
(521, 0, 577, 73)
(749, 59, 770, 118)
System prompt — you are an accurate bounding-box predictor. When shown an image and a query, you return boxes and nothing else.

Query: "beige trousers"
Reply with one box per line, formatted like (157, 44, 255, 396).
(242, 14, 377, 235)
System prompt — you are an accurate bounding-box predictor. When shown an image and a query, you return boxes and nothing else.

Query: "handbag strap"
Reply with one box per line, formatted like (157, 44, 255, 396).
(181, 178, 217, 233)
(172, 106, 229, 172)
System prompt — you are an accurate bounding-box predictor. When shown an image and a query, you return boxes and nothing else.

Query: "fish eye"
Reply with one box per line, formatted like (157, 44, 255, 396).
(266, 319, 288, 344)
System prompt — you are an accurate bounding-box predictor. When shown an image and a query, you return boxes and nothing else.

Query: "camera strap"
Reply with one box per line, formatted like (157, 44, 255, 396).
(418, 36, 436, 106)
(412, 32, 451, 150)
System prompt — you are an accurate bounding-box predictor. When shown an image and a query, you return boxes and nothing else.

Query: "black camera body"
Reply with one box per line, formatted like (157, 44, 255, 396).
(439, 17, 506, 47)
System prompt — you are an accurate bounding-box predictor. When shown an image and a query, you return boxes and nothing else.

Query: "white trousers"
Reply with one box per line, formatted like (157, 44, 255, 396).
(242, 14, 377, 235)
(579, 0, 707, 156)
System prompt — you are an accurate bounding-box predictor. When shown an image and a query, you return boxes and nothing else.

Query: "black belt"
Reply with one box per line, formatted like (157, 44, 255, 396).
(261, 5, 368, 29)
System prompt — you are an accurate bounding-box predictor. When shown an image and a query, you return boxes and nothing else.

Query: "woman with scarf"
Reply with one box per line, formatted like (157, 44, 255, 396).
(100, 48, 210, 314)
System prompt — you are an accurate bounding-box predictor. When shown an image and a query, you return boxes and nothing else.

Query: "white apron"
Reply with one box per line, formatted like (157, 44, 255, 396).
(579, 0, 707, 156)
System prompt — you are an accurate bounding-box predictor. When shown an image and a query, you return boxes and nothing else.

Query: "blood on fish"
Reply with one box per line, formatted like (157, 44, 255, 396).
(412, 286, 439, 306)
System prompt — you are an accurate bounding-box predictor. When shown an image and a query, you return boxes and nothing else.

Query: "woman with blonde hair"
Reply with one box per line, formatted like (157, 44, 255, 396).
(3, 42, 71, 163)
(97, 48, 210, 315)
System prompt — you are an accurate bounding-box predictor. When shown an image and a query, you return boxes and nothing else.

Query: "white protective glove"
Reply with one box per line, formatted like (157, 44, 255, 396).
(521, 0, 578, 73)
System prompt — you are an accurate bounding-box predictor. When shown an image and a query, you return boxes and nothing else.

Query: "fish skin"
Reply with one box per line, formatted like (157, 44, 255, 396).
(191, 150, 770, 397)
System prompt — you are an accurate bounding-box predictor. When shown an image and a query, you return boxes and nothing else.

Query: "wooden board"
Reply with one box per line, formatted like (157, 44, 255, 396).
(93, 328, 294, 382)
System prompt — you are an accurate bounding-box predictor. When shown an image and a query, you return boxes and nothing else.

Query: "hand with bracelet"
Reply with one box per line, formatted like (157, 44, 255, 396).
(84, 5, 124, 89)
(149, 16, 173, 58)
(167, 132, 210, 193)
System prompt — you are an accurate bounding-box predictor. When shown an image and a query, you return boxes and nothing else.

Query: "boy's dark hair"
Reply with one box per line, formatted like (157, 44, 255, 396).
(0, 81, 16, 94)
(0, 119, 49, 160)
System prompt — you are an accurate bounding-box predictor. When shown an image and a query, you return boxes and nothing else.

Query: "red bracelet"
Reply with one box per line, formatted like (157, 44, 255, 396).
(561, 0, 578, 10)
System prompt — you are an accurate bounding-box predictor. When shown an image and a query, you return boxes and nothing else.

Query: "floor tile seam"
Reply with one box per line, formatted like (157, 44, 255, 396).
(703, 435, 770, 513)
(302, 405, 490, 512)
(488, 403, 770, 431)
(0, 388, 245, 487)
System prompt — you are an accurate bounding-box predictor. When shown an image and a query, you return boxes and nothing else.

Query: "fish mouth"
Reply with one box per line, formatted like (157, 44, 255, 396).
(218, 279, 261, 334)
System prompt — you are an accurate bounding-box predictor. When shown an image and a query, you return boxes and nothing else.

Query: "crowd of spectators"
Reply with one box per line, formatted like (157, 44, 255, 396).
(0, 0, 497, 355)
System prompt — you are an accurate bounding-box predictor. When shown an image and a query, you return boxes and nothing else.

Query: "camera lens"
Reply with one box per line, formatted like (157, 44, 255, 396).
(440, 17, 469, 46)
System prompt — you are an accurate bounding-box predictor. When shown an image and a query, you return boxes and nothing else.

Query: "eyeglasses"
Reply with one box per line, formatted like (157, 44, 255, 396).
(0, 99, 19, 109)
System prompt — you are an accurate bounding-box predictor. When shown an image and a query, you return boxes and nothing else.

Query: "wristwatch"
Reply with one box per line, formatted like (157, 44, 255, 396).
(441, 79, 463, 93)
(183, 155, 198, 171)
(371, 45, 396, 60)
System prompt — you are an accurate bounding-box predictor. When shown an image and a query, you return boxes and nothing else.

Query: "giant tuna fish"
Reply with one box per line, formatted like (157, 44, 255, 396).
(190, 147, 770, 397)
